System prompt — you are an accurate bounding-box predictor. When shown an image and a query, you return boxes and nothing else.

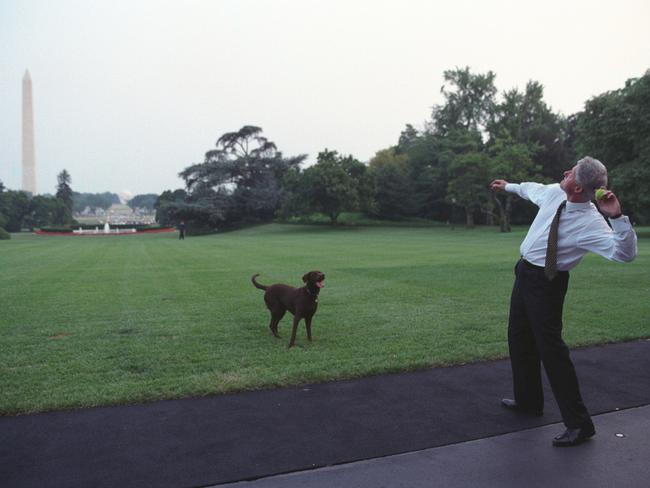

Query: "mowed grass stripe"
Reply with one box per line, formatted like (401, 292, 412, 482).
(0, 225, 648, 414)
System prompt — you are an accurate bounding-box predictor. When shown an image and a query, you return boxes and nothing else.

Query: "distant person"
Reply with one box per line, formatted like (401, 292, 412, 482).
(490, 156, 637, 447)
(178, 221, 186, 240)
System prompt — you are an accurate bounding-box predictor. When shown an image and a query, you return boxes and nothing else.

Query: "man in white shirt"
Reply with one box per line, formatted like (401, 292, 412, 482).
(490, 156, 637, 447)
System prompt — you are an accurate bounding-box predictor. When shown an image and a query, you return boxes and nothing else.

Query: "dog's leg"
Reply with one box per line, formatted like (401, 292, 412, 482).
(269, 318, 281, 338)
(288, 316, 301, 348)
(268, 309, 285, 338)
(305, 316, 313, 342)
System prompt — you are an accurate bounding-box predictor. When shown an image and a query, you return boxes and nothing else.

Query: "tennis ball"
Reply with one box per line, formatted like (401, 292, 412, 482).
(595, 188, 607, 200)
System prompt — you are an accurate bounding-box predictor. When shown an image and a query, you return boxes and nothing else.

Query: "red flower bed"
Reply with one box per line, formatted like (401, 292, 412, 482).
(35, 228, 176, 236)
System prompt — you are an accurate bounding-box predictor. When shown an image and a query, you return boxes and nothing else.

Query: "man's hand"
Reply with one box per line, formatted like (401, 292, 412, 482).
(595, 190, 623, 219)
(490, 179, 509, 192)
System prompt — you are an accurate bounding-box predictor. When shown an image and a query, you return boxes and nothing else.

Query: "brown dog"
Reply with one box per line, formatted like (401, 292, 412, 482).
(251, 271, 325, 348)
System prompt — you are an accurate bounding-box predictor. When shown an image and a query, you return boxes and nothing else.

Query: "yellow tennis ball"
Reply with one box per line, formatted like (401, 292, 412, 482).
(595, 188, 607, 200)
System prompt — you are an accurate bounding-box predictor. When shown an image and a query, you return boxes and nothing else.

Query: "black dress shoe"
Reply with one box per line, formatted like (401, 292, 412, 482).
(501, 398, 543, 416)
(552, 425, 596, 447)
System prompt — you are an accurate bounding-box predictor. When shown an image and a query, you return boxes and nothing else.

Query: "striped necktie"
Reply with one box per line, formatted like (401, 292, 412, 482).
(544, 200, 567, 281)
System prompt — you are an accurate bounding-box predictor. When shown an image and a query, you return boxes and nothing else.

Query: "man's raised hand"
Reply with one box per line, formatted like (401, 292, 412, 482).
(490, 179, 509, 192)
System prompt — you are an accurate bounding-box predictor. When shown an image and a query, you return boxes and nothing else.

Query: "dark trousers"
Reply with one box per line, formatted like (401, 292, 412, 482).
(508, 259, 592, 429)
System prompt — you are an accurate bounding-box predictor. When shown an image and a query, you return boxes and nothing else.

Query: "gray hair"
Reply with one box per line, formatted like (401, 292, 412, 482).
(575, 156, 608, 199)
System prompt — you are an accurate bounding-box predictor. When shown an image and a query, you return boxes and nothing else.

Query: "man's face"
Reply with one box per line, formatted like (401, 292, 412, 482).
(560, 165, 581, 196)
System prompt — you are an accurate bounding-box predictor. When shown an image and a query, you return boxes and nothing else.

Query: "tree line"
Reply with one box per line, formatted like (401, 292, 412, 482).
(2, 67, 648, 237)
(1, 171, 75, 233)
(0, 172, 157, 234)
(156, 67, 650, 231)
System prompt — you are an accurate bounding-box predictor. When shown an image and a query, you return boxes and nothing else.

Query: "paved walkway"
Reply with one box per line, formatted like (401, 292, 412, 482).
(1, 339, 649, 488)
(220, 405, 650, 488)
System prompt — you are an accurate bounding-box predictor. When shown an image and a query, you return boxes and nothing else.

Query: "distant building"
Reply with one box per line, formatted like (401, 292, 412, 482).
(73, 204, 155, 225)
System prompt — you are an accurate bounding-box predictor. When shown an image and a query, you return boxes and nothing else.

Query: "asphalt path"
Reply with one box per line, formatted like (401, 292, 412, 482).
(1, 340, 649, 488)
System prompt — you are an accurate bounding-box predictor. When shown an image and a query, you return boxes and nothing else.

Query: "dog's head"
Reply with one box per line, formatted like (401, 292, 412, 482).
(303, 270, 325, 289)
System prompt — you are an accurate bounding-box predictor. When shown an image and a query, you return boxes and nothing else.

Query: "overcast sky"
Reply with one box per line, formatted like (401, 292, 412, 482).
(1, 0, 649, 197)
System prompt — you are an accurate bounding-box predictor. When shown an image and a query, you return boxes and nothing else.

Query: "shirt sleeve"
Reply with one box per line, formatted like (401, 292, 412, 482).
(505, 182, 551, 206)
(577, 215, 638, 263)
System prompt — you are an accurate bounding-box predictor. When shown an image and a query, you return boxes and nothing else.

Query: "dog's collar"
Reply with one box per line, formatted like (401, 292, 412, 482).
(305, 285, 320, 299)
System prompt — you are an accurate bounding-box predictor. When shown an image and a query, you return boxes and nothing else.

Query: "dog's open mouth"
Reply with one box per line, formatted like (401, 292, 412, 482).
(316, 280, 325, 288)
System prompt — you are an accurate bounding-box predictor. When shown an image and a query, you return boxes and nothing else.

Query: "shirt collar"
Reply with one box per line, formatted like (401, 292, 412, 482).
(565, 200, 591, 212)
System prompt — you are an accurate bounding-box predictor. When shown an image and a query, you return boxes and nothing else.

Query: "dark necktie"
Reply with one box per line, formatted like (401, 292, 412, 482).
(544, 200, 567, 281)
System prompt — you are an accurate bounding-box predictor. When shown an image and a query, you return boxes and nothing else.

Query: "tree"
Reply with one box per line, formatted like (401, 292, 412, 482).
(426, 68, 498, 225)
(428, 71, 561, 228)
(488, 81, 569, 181)
(0, 190, 30, 232)
(282, 150, 370, 224)
(402, 132, 447, 220)
(73, 192, 119, 212)
(55, 170, 74, 224)
(0, 183, 9, 236)
(432, 66, 497, 136)
(368, 148, 414, 219)
(574, 71, 650, 222)
(155, 189, 188, 226)
(127, 194, 158, 211)
(25, 195, 67, 229)
(430, 127, 483, 227)
(488, 138, 541, 231)
(177, 126, 306, 228)
(396, 124, 420, 154)
(447, 152, 491, 228)
(0, 180, 6, 229)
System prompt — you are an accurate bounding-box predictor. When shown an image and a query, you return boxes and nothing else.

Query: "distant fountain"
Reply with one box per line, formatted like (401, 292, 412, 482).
(70, 221, 137, 235)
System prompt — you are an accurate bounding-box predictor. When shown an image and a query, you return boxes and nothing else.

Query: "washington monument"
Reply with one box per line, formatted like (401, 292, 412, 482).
(22, 70, 37, 195)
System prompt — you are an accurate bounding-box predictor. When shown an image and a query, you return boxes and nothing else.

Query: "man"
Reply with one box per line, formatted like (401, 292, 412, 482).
(490, 156, 637, 447)
(178, 221, 186, 240)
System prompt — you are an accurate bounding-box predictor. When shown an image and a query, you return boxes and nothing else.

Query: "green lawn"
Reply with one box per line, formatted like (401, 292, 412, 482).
(1, 224, 648, 415)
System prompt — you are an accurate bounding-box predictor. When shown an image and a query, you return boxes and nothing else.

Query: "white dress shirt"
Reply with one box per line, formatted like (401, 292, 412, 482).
(506, 182, 637, 270)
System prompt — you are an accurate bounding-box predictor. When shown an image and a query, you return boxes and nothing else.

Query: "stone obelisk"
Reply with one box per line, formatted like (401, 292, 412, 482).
(22, 70, 37, 195)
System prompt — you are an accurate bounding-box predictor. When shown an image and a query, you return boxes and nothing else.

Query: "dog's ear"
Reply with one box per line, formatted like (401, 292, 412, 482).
(302, 272, 310, 283)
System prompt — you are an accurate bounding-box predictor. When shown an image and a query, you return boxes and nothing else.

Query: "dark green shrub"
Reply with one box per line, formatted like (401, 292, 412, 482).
(0, 227, 10, 240)
(37, 227, 73, 233)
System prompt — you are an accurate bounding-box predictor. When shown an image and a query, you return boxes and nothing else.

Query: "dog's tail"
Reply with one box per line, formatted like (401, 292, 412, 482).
(251, 273, 267, 291)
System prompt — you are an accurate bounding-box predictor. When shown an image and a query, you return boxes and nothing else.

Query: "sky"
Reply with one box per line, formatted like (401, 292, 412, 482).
(1, 0, 649, 197)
